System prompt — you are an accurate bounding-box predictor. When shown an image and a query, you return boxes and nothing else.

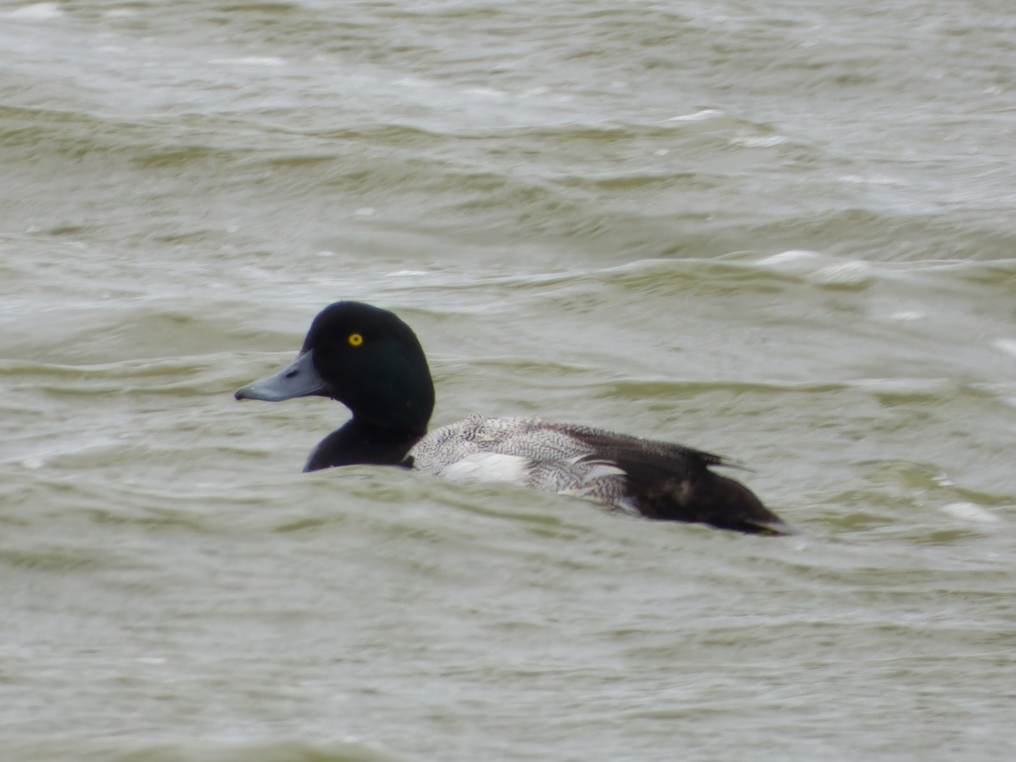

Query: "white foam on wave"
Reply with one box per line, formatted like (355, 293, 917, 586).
(667, 108, 723, 122)
(758, 249, 822, 267)
(810, 260, 874, 286)
(462, 87, 506, 98)
(393, 77, 435, 89)
(851, 377, 949, 394)
(890, 311, 926, 322)
(966, 383, 1016, 412)
(757, 250, 874, 286)
(840, 174, 907, 186)
(731, 135, 787, 148)
(993, 338, 1016, 358)
(210, 57, 286, 66)
(940, 502, 1001, 523)
(757, 250, 825, 278)
(10, 2, 63, 19)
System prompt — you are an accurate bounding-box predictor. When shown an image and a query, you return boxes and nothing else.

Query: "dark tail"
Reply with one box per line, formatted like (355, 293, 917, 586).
(622, 459, 792, 535)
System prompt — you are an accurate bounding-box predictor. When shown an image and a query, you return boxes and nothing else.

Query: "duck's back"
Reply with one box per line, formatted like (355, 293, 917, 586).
(407, 414, 791, 535)
(409, 415, 630, 506)
(410, 415, 787, 534)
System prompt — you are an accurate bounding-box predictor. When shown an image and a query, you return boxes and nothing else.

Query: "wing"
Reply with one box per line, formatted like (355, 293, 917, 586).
(545, 423, 790, 535)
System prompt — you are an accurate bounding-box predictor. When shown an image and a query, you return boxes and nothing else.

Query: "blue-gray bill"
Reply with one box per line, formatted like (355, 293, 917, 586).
(235, 351, 325, 402)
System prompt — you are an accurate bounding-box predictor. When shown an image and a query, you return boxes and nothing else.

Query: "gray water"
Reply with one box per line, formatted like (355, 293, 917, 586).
(3, 1, 1016, 760)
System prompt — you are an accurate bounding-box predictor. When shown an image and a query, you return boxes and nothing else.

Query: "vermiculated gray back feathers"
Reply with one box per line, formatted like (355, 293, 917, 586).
(409, 414, 737, 513)
(408, 414, 789, 533)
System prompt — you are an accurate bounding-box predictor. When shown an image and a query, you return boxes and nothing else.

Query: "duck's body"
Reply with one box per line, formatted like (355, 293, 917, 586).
(411, 415, 638, 504)
(236, 301, 790, 535)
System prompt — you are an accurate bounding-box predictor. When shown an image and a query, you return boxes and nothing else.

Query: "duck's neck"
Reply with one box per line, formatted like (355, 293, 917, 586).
(303, 416, 426, 472)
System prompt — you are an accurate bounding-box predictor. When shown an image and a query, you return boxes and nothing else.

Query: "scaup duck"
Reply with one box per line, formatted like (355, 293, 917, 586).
(235, 301, 790, 535)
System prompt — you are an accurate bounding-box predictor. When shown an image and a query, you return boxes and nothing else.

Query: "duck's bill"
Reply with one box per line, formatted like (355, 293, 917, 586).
(234, 350, 326, 402)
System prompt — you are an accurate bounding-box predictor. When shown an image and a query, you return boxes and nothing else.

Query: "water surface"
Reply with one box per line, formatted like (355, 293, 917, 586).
(2, 2, 1016, 760)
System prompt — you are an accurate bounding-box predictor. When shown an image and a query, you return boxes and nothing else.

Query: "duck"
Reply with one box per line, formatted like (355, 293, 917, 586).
(235, 301, 790, 535)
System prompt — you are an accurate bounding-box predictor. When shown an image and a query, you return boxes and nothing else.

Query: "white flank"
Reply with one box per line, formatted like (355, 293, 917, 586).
(582, 463, 626, 482)
(436, 453, 530, 484)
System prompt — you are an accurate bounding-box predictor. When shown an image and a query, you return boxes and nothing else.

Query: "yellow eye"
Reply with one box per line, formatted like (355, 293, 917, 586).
(348, 333, 363, 347)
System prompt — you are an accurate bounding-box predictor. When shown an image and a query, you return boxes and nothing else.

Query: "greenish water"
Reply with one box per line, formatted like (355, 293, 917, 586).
(2, 2, 1016, 761)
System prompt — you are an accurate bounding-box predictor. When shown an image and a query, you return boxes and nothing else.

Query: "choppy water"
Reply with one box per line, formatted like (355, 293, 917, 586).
(3, 1, 1016, 760)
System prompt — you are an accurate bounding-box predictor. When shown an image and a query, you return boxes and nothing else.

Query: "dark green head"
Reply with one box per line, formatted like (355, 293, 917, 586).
(236, 301, 435, 434)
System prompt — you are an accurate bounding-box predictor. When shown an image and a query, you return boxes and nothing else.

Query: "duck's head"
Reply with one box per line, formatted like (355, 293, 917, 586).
(235, 301, 435, 434)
